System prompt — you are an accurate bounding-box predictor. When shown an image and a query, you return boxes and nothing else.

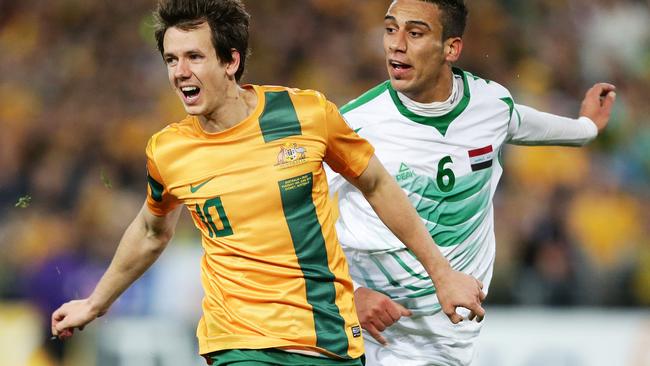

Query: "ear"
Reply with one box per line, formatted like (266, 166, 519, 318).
(225, 48, 241, 79)
(444, 37, 463, 63)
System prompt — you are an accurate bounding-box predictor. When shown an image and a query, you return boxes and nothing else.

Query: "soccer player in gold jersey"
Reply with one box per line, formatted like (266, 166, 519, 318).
(50, 1, 486, 364)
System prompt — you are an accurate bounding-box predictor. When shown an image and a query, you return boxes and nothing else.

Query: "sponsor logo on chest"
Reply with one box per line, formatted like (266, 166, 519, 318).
(396, 163, 415, 182)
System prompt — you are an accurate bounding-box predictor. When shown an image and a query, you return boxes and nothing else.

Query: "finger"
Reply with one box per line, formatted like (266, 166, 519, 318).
(471, 303, 486, 319)
(448, 312, 463, 324)
(396, 302, 412, 317)
(372, 319, 387, 332)
(386, 301, 410, 321)
(477, 313, 485, 323)
(602, 91, 616, 111)
(479, 290, 487, 302)
(51, 309, 66, 336)
(590, 83, 615, 97)
(366, 324, 388, 346)
(476, 279, 484, 290)
(597, 83, 616, 93)
(442, 304, 456, 320)
(376, 311, 394, 327)
(468, 311, 476, 321)
(60, 328, 74, 340)
(55, 316, 75, 334)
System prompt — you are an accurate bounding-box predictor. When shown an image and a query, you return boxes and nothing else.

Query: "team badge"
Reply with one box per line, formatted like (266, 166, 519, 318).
(275, 142, 307, 168)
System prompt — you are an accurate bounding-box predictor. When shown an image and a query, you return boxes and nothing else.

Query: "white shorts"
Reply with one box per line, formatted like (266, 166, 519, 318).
(344, 247, 483, 366)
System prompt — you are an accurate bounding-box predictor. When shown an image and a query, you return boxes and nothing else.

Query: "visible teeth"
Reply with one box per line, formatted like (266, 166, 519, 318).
(181, 86, 198, 92)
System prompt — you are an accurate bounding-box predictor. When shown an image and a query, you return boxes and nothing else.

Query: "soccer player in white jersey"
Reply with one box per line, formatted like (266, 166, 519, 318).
(327, 0, 617, 365)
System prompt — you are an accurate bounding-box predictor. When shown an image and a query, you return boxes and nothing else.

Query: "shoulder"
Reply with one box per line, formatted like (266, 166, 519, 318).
(340, 81, 391, 115)
(457, 68, 517, 123)
(458, 68, 512, 101)
(146, 116, 195, 158)
(257, 84, 329, 108)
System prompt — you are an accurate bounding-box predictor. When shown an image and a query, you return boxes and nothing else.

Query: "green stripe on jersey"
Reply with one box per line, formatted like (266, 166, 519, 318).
(278, 173, 349, 358)
(147, 173, 164, 202)
(259, 91, 302, 143)
(387, 67, 470, 136)
(207, 348, 363, 366)
(400, 168, 492, 247)
(340, 81, 390, 114)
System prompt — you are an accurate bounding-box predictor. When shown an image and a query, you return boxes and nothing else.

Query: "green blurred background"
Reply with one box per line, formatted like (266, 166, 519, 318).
(1, 0, 649, 365)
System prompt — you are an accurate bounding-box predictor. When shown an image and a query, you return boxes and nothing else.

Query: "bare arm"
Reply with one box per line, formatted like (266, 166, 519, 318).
(51, 202, 182, 339)
(344, 156, 485, 326)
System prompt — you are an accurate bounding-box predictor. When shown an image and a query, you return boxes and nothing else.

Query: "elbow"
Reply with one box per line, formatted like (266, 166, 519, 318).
(144, 227, 175, 256)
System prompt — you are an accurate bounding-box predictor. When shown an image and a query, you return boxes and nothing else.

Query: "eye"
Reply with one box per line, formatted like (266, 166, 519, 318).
(385, 26, 397, 34)
(165, 57, 177, 66)
(409, 31, 422, 38)
(189, 53, 203, 61)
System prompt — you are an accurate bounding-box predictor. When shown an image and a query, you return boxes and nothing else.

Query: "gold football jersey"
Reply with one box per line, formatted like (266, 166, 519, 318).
(145, 85, 373, 359)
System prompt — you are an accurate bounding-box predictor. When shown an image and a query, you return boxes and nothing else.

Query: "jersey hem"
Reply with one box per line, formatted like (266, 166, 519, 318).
(198, 337, 364, 360)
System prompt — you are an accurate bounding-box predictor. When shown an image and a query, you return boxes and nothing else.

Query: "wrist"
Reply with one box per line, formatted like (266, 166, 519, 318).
(86, 296, 108, 317)
(428, 260, 452, 285)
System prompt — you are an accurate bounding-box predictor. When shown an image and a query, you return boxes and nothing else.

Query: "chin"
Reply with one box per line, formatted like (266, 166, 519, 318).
(389, 78, 411, 93)
(183, 105, 204, 116)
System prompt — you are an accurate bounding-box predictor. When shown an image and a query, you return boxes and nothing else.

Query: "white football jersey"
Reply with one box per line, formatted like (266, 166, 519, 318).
(329, 68, 520, 308)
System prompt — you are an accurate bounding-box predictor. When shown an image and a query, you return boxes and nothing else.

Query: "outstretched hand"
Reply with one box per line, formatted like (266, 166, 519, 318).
(434, 269, 486, 324)
(579, 83, 617, 133)
(51, 299, 104, 340)
(354, 287, 412, 345)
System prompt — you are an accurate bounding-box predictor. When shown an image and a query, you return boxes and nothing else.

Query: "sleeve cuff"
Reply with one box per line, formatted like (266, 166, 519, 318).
(578, 116, 599, 140)
(352, 278, 363, 292)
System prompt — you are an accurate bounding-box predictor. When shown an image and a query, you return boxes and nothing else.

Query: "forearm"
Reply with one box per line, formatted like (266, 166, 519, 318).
(347, 156, 485, 323)
(508, 104, 598, 146)
(87, 206, 177, 314)
(355, 159, 450, 284)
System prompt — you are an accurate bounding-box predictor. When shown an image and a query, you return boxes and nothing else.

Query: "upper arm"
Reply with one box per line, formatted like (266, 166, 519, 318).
(322, 100, 375, 178)
(139, 201, 183, 243)
(146, 136, 181, 216)
(343, 155, 390, 197)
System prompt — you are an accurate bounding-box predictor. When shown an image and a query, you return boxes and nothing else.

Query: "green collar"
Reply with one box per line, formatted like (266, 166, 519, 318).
(387, 67, 470, 136)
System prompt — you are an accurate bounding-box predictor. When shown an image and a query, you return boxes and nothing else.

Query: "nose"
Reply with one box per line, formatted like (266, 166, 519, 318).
(388, 30, 407, 53)
(174, 58, 191, 79)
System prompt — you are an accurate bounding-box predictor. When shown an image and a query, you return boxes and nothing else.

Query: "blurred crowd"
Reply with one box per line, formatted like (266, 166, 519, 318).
(0, 0, 649, 363)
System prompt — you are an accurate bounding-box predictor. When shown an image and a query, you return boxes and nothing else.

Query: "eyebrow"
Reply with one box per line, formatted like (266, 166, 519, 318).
(163, 49, 202, 58)
(384, 15, 432, 30)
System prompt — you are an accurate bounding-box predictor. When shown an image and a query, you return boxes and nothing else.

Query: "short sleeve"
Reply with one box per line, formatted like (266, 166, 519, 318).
(323, 100, 375, 178)
(145, 136, 180, 216)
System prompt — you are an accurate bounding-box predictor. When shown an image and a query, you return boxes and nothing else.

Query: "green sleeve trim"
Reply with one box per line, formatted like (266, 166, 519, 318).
(339, 81, 390, 114)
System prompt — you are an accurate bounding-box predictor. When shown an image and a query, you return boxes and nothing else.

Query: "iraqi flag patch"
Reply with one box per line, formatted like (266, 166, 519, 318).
(468, 145, 494, 171)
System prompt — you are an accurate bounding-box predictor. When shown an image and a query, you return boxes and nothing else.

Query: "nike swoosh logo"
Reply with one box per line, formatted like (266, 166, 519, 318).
(190, 177, 215, 193)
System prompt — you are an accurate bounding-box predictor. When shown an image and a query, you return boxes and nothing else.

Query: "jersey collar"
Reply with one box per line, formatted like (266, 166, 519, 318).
(387, 67, 470, 136)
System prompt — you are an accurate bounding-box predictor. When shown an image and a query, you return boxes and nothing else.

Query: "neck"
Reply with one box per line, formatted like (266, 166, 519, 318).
(408, 65, 454, 103)
(199, 84, 257, 133)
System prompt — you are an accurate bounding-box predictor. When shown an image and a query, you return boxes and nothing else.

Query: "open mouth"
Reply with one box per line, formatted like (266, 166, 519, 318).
(390, 60, 412, 71)
(180, 86, 201, 103)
